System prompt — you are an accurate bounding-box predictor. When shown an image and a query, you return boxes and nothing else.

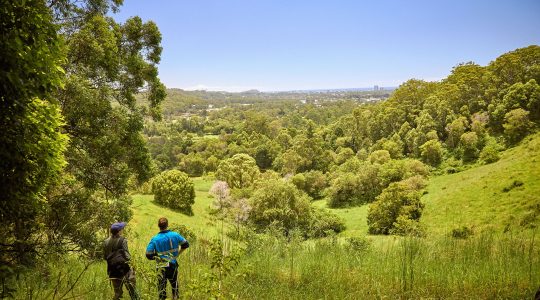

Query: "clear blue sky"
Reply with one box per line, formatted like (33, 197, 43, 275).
(113, 0, 540, 92)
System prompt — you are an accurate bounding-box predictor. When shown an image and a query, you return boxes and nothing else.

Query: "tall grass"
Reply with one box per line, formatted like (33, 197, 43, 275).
(11, 230, 539, 299)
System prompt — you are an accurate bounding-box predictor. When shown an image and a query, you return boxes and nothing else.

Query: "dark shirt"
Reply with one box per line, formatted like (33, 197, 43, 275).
(103, 236, 131, 261)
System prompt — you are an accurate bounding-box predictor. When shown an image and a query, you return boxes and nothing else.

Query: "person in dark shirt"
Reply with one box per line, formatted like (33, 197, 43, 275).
(146, 217, 190, 300)
(103, 222, 139, 300)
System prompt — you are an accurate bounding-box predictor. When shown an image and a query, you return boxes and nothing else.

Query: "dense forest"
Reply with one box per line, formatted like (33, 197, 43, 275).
(1, 0, 540, 298)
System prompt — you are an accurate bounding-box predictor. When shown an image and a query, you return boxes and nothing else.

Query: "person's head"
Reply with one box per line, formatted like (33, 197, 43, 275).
(158, 217, 168, 231)
(110, 222, 126, 236)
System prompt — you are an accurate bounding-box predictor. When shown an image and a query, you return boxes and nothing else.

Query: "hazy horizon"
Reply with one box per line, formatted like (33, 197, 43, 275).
(113, 0, 540, 92)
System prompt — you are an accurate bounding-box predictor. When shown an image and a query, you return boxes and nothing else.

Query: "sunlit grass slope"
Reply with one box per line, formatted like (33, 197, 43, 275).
(421, 133, 540, 235)
(317, 133, 540, 237)
(128, 177, 217, 256)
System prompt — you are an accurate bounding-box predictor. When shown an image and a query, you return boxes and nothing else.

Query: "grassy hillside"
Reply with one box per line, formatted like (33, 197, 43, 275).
(422, 133, 540, 235)
(128, 177, 219, 254)
(317, 133, 540, 237)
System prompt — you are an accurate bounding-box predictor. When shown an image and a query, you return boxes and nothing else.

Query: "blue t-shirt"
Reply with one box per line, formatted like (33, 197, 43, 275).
(146, 230, 188, 265)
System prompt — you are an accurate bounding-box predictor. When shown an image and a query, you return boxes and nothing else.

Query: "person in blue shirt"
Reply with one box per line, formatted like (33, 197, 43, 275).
(146, 217, 189, 300)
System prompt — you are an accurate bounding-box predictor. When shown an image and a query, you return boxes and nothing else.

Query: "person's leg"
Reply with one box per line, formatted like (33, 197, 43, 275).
(167, 264, 179, 300)
(157, 268, 168, 300)
(125, 268, 140, 300)
(111, 278, 123, 300)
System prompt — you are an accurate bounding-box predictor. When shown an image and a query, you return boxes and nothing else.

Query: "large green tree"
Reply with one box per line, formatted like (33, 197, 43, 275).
(44, 0, 166, 253)
(1, 0, 68, 267)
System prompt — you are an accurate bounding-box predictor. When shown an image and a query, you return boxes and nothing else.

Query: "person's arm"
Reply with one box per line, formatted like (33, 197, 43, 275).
(178, 233, 189, 255)
(122, 238, 131, 261)
(145, 239, 157, 260)
(179, 240, 189, 255)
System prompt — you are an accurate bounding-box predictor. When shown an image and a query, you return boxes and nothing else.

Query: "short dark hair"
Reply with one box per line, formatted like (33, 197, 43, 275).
(158, 217, 168, 230)
(110, 228, 121, 236)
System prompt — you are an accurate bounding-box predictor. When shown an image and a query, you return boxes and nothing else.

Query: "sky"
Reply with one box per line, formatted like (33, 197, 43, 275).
(113, 0, 540, 92)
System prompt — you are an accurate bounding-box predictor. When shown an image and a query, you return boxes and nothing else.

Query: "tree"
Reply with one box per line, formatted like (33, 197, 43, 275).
(445, 116, 469, 149)
(420, 140, 443, 166)
(327, 164, 381, 208)
(216, 154, 260, 189)
(367, 176, 426, 235)
(503, 108, 533, 145)
(152, 170, 195, 215)
(369, 150, 391, 165)
(249, 178, 344, 237)
(1, 0, 68, 266)
(179, 152, 205, 177)
(459, 132, 479, 162)
(291, 170, 327, 200)
(249, 179, 311, 235)
(44, 1, 166, 253)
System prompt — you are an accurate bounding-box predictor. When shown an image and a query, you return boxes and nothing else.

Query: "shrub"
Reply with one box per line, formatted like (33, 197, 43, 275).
(291, 170, 327, 200)
(346, 236, 372, 252)
(479, 138, 502, 164)
(178, 152, 205, 177)
(306, 208, 346, 238)
(327, 166, 381, 208)
(451, 226, 474, 239)
(152, 170, 195, 215)
(420, 139, 443, 166)
(249, 178, 311, 235)
(169, 224, 197, 242)
(367, 177, 426, 235)
(390, 216, 426, 237)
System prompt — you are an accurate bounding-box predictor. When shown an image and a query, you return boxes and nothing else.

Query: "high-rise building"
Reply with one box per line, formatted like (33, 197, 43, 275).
(374, 85, 379, 91)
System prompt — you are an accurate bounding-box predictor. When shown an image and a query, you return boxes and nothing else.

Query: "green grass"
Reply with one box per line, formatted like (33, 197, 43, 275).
(421, 133, 540, 235)
(10, 136, 540, 299)
(129, 176, 219, 254)
(319, 133, 540, 237)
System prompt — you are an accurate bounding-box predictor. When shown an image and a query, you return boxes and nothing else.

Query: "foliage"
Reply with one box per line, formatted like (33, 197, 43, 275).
(479, 137, 502, 164)
(178, 152, 205, 177)
(216, 154, 260, 189)
(503, 108, 533, 145)
(306, 208, 346, 238)
(290, 170, 327, 200)
(367, 176, 426, 235)
(152, 170, 195, 215)
(451, 226, 474, 239)
(0, 0, 68, 267)
(420, 139, 443, 166)
(249, 179, 312, 235)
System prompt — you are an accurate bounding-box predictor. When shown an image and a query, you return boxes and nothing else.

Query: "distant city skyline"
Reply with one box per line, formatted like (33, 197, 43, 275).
(113, 0, 540, 92)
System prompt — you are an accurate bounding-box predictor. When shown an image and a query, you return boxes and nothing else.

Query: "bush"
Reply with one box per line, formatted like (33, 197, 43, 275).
(178, 152, 205, 177)
(291, 170, 327, 200)
(451, 226, 474, 239)
(369, 150, 391, 164)
(390, 216, 426, 237)
(249, 178, 311, 235)
(152, 170, 195, 215)
(169, 224, 197, 242)
(420, 139, 443, 166)
(479, 138, 502, 164)
(367, 177, 426, 235)
(306, 208, 346, 238)
(346, 236, 372, 252)
(327, 166, 381, 208)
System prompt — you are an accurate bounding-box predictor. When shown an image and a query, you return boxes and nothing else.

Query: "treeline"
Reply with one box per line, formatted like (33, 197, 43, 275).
(145, 45, 540, 237)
